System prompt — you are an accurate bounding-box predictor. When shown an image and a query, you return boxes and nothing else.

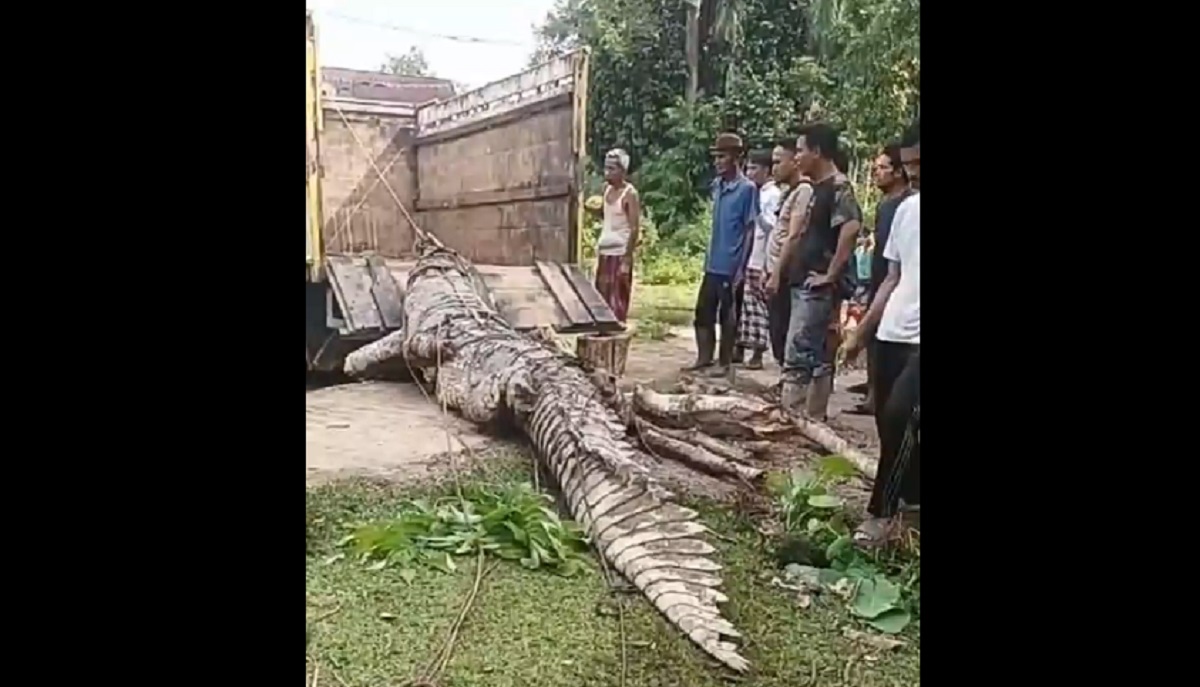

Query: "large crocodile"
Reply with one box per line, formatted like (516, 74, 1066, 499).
(384, 240, 749, 673)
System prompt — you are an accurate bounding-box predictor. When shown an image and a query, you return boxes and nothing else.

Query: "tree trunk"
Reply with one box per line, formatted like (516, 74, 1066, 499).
(632, 385, 793, 439)
(575, 332, 632, 378)
(638, 423, 752, 464)
(685, 1, 700, 102)
(636, 419, 762, 482)
(632, 386, 878, 477)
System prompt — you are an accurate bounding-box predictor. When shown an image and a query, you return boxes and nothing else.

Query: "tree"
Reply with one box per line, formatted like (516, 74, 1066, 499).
(381, 47, 433, 77)
(530, 0, 919, 229)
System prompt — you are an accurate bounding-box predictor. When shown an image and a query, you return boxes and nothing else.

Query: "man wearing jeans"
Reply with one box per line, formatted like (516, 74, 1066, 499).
(766, 123, 863, 416)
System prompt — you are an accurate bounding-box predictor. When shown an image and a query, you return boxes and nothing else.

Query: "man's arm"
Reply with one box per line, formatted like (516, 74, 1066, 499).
(776, 185, 813, 281)
(760, 188, 781, 240)
(736, 184, 761, 279)
(826, 219, 861, 280)
(823, 184, 865, 280)
(856, 259, 899, 339)
(853, 201, 909, 341)
(623, 188, 641, 261)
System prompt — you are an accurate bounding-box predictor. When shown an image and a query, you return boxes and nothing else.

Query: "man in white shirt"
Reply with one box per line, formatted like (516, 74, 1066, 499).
(843, 119, 920, 547)
(735, 149, 782, 369)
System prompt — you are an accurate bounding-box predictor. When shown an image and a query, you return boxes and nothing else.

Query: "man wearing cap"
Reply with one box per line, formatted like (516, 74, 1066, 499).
(594, 149, 641, 322)
(685, 133, 760, 377)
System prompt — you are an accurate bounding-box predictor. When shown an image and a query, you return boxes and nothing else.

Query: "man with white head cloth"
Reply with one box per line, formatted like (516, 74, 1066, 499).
(594, 148, 641, 322)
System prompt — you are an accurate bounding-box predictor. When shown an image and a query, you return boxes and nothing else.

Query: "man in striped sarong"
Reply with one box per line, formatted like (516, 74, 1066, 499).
(593, 148, 641, 322)
(735, 149, 780, 368)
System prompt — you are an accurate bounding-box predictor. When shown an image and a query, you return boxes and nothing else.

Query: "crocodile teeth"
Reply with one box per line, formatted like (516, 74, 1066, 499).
(399, 243, 750, 672)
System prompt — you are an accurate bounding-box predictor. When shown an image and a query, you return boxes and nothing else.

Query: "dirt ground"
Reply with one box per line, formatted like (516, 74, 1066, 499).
(305, 328, 879, 490)
(305, 381, 489, 485)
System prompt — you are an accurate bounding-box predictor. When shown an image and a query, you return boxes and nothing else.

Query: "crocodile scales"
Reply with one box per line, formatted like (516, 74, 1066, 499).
(398, 241, 750, 672)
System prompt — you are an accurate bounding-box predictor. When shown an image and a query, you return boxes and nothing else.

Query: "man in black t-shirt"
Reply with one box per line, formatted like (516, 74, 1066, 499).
(765, 123, 863, 419)
(849, 143, 912, 414)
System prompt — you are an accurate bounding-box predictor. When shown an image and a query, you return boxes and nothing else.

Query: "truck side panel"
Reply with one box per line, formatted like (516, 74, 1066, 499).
(318, 104, 418, 257)
(413, 53, 585, 266)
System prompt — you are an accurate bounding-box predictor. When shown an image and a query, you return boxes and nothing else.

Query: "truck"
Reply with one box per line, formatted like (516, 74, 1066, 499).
(305, 12, 619, 372)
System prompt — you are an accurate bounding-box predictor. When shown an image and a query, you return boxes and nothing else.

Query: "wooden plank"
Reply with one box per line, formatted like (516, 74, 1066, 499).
(414, 93, 573, 147)
(535, 261, 593, 329)
(326, 255, 382, 332)
(416, 53, 577, 137)
(386, 260, 590, 332)
(560, 263, 620, 327)
(365, 255, 405, 330)
(416, 184, 571, 211)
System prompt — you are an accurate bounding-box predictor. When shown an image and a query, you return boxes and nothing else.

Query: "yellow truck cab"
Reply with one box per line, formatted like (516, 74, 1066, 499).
(305, 12, 617, 372)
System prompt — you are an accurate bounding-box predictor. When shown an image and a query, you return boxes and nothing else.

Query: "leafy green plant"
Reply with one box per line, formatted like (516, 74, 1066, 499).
(768, 454, 858, 538)
(767, 455, 919, 634)
(338, 483, 590, 582)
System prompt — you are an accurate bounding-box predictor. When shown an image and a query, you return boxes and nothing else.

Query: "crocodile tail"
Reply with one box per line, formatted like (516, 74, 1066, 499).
(527, 369, 750, 673)
(404, 245, 750, 672)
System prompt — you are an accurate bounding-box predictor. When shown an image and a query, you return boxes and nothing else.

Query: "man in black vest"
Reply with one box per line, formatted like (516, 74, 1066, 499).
(766, 123, 863, 418)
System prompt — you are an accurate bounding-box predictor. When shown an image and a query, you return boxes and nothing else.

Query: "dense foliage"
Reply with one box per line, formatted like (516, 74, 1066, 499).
(532, 0, 920, 235)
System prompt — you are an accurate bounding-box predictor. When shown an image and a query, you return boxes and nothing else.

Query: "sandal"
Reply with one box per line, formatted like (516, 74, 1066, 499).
(846, 382, 869, 394)
(845, 402, 874, 415)
(852, 516, 902, 549)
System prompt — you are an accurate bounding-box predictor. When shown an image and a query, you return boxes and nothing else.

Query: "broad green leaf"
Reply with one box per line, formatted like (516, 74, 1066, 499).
(819, 454, 858, 478)
(867, 608, 911, 634)
(807, 494, 844, 509)
(851, 577, 901, 619)
(825, 535, 852, 563)
(790, 468, 815, 488)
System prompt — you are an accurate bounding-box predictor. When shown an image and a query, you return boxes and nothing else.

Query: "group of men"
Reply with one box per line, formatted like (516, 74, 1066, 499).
(593, 120, 920, 544)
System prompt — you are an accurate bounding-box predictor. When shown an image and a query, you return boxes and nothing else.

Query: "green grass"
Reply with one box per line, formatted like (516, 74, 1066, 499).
(306, 455, 920, 687)
(629, 282, 696, 340)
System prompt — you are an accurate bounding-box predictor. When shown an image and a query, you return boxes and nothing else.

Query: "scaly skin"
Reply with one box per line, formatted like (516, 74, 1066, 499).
(400, 242, 750, 672)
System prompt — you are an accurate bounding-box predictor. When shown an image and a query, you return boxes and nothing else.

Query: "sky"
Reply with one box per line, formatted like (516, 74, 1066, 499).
(308, 0, 557, 89)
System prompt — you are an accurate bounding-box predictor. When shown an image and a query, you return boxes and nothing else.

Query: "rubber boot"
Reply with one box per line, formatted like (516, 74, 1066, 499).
(733, 345, 745, 366)
(682, 327, 716, 371)
(708, 320, 738, 381)
(805, 375, 834, 421)
(780, 379, 808, 413)
(746, 349, 764, 370)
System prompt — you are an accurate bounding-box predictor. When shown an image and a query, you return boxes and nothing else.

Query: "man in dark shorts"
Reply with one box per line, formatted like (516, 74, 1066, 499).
(684, 133, 760, 379)
(849, 143, 912, 414)
(766, 123, 863, 418)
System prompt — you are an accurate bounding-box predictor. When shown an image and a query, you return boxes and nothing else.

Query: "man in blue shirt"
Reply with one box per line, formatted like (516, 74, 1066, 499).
(684, 132, 760, 378)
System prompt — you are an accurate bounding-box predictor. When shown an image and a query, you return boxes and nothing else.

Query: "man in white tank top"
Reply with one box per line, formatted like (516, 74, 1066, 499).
(594, 149, 641, 322)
